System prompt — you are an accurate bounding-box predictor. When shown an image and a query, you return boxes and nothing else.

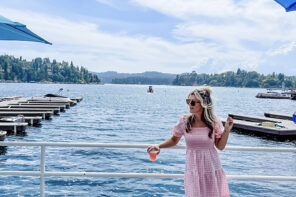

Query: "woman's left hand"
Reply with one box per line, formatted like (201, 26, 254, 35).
(224, 116, 233, 132)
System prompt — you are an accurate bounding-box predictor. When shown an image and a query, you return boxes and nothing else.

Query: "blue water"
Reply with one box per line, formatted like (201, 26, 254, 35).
(0, 83, 295, 197)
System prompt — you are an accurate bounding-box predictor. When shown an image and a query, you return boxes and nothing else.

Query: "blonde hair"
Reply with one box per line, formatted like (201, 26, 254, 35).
(186, 86, 215, 138)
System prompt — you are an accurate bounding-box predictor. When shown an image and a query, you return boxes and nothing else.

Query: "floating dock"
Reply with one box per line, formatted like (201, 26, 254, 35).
(0, 95, 83, 138)
(0, 108, 60, 115)
(222, 113, 296, 140)
(256, 93, 291, 99)
(0, 111, 52, 120)
(256, 91, 296, 100)
(22, 116, 42, 126)
(7, 104, 66, 112)
(264, 112, 293, 121)
(0, 122, 28, 134)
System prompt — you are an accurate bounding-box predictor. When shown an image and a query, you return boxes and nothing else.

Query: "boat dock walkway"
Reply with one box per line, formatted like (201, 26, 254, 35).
(264, 112, 293, 121)
(223, 112, 296, 140)
(0, 122, 28, 133)
(0, 95, 82, 140)
(7, 104, 66, 112)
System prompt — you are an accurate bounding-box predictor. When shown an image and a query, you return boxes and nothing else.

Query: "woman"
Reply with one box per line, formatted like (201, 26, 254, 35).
(147, 87, 233, 197)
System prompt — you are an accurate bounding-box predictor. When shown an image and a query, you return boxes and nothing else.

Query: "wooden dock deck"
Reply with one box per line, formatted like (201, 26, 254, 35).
(0, 108, 60, 115)
(7, 104, 66, 112)
(17, 101, 71, 108)
(23, 116, 42, 126)
(264, 112, 293, 121)
(0, 122, 28, 133)
(0, 95, 82, 139)
(0, 111, 52, 120)
(256, 93, 291, 99)
(228, 113, 282, 123)
(224, 113, 296, 140)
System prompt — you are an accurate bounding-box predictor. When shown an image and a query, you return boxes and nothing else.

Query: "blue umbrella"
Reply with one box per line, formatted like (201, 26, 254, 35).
(274, 0, 296, 12)
(0, 15, 52, 45)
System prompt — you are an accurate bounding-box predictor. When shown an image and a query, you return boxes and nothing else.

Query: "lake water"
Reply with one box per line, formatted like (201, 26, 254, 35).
(0, 83, 295, 197)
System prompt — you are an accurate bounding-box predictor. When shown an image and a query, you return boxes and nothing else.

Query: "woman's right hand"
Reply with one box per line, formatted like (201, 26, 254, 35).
(147, 145, 160, 154)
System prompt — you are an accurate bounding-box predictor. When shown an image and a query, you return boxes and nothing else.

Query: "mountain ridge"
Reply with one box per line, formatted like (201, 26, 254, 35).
(94, 71, 176, 84)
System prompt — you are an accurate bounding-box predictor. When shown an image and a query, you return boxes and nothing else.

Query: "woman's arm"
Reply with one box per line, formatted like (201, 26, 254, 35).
(215, 116, 233, 151)
(159, 136, 182, 148)
(147, 136, 181, 154)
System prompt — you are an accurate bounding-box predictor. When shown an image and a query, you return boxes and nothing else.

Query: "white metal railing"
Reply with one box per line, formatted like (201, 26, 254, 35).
(0, 142, 296, 197)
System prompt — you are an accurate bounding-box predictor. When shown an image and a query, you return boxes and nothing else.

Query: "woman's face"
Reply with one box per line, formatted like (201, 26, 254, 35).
(187, 94, 203, 114)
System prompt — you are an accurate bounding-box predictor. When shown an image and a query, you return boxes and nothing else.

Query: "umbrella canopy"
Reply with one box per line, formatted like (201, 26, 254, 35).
(274, 0, 296, 12)
(0, 15, 52, 45)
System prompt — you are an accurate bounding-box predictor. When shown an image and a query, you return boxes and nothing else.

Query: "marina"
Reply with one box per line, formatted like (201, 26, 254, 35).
(2, 1, 296, 195)
(0, 84, 295, 197)
(0, 94, 82, 137)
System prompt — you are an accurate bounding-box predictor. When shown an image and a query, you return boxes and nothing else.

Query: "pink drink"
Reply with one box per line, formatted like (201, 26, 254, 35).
(149, 150, 158, 161)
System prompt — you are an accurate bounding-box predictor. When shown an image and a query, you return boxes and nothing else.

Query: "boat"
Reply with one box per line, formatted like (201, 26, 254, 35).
(147, 86, 153, 93)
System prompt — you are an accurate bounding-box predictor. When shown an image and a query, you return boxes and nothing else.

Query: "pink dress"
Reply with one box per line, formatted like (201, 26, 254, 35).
(171, 115, 230, 197)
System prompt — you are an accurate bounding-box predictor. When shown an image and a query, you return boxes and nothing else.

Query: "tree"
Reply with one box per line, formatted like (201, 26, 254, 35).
(0, 55, 100, 84)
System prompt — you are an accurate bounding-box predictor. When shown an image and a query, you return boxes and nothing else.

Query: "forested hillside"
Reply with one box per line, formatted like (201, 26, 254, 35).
(0, 55, 100, 84)
(173, 69, 296, 88)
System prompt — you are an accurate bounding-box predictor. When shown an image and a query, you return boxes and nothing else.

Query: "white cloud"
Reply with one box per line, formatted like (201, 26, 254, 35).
(131, 0, 296, 74)
(267, 41, 296, 56)
(131, 0, 240, 19)
(1, 0, 296, 75)
(96, 0, 117, 8)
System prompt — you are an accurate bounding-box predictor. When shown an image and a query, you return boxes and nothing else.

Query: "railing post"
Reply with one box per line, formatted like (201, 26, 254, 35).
(40, 145, 45, 197)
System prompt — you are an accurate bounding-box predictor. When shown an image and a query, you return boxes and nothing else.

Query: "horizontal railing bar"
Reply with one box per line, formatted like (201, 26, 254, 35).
(224, 146, 296, 152)
(0, 142, 158, 148)
(0, 142, 296, 152)
(0, 171, 41, 176)
(0, 171, 296, 181)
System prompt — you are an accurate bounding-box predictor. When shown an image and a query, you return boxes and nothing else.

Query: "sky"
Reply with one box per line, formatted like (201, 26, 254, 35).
(0, 0, 296, 75)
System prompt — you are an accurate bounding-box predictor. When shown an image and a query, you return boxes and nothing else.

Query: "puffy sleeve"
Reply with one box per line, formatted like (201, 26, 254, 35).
(213, 116, 224, 139)
(171, 115, 187, 137)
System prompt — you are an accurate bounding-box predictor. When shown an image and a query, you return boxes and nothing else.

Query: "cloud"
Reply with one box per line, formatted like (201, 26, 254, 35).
(0, 7, 215, 73)
(267, 41, 296, 56)
(0, 0, 296, 75)
(131, 0, 296, 74)
(96, 0, 119, 8)
(131, 0, 240, 19)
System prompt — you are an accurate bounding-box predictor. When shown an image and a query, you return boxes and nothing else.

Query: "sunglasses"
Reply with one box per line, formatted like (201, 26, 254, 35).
(186, 99, 201, 106)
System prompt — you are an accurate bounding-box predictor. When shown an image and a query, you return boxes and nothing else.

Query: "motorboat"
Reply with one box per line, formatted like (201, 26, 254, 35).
(147, 86, 153, 93)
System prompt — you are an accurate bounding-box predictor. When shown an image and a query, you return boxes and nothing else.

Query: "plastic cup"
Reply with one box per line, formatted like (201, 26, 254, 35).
(149, 150, 158, 161)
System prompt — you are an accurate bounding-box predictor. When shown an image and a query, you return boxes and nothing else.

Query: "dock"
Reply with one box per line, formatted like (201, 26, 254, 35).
(223, 113, 296, 140)
(23, 116, 42, 126)
(0, 122, 28, 133)
(6, 104, 66, 112)
(256, 93, 291, 99)
(256, 90, 296, 100)
(264, 112, 293, 121)
(0, 111, 52, 120)
(0, 95, 83, 138)
(0, 108, 60, 115)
